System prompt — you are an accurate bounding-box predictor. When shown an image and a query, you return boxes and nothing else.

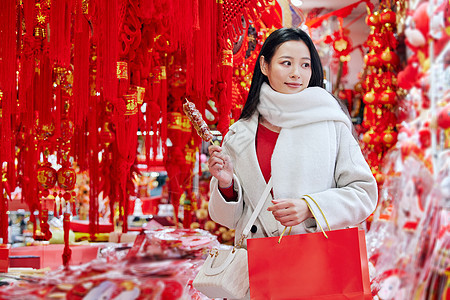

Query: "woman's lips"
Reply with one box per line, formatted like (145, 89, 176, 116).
(285, 82, 302, 88)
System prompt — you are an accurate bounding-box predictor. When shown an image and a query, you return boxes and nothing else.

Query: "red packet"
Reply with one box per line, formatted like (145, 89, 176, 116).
(126, 232, 146, 259)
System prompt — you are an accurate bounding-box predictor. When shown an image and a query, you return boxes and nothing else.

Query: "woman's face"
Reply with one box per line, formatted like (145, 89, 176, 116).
(260, 40, 312, 94)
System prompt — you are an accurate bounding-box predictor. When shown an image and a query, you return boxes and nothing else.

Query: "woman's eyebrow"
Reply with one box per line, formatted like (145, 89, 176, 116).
(278, 56, 311, 60)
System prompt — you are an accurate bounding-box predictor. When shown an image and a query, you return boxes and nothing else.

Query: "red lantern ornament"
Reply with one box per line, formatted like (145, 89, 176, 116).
(379, 71, 397, 90)
(37, 163, 58, 190)
(363, 89, 378, 105)
(364, 49, 382, 68)
(366, 11, 380, 28)
(60, 118, 75, 142)
(379, 8, 396, 29)
(57, 165, 76, 190)
(379, 87, 397, 105)
(382, 129, 398, 148)
(380, 47, 399, 68)
(36, 122, 56, 140)
(362, 129, 383, 151)
(100, 122, 115, 147)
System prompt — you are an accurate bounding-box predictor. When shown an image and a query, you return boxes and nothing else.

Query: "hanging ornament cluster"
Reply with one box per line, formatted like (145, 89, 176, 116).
(360, 1, 401, 186)
(324, 18, 353, 79)
(231, 23, 261, 123)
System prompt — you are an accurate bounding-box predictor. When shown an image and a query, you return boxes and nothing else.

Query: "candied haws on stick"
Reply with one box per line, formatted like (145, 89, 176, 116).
(182, 99, 214, 142)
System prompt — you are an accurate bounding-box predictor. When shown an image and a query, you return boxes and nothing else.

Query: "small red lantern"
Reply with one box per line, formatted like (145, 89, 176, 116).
(379, 87, 397, 105)
(37, 163, 57, 190)
(36, 121, 56, 140)
(365, 11, 380, 27)
(57, 166, 76, 190)
(61, 118, 75, 142)
(363, 89, 378, 105)
(100, 122, 115, 147)
(382, 129, 398, 148)
(364, 50, 382, 67)
(379, 8, 396, 29)
(362, 129, 382, 149)
(380, 47, 399, 67)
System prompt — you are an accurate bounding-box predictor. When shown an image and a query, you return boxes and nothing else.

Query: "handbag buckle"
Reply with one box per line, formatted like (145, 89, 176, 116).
(234, 234, 247, 249)
(209, 248, 219, 258)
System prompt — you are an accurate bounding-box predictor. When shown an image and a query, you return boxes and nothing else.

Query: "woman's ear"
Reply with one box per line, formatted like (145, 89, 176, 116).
(260, 56, 268, 76)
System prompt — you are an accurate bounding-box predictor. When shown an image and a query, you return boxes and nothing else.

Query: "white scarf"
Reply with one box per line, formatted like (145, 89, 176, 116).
(257, 82, 352, 200)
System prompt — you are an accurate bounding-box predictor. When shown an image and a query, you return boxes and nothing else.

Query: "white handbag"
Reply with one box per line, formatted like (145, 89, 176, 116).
(193, 178, 273, 299)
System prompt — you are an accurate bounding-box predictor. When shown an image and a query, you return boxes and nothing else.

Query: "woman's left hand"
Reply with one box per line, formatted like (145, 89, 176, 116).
(267, 199, 313, 227)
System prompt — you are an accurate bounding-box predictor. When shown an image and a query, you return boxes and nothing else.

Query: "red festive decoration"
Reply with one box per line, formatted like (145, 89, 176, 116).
(37, 163, 57, 190)
(359, 1, 400, 193)
(57, 166, 76, 191)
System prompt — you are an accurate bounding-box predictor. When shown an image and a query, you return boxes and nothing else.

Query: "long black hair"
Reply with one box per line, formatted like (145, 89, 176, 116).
(239, 28, 324, 120)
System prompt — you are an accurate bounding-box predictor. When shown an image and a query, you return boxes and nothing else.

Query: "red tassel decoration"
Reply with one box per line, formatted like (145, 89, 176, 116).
(99, 0, 119, 106)
(0, 0, 17, 165)
(40, 209, 52, 241)
(62, 213, 72, 268)
(49, 0, 71, 67)
(88, 95, 99, 240)
(73, 12, 90, 127)
(160, 66, 168, 163)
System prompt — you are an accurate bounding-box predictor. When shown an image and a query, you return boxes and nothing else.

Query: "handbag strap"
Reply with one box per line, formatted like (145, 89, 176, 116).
(235, 177, 273, 248)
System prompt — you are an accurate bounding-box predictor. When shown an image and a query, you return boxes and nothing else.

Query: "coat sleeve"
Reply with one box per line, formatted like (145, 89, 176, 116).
(207, 127, 245, 230)
(208, 174, 244, 229)
(302, 123, 378, 231)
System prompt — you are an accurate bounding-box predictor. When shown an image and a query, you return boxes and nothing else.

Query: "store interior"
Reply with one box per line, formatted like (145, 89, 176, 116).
(0, 0, 449, 299)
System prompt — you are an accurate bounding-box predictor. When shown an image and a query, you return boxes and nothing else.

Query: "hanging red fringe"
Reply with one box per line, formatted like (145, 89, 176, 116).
(0, 179, 7, 243)
(88, 95, 99, 240)
(160, 66, 168, 163)
(0, 0, 17, 164)
(99, 0, 119, 106)
(62, 213, 72, 268)
(49, 0, 71, 67)
(35, 54, 54, 126)
(40, 209, 52, 241)
(73, 13, 90, 127)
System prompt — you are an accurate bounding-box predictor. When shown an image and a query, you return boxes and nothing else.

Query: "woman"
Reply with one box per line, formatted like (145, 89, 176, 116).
(208, 28, 377, 247)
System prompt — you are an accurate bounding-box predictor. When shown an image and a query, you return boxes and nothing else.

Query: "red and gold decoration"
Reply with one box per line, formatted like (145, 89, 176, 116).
(359, 1, 400, 187)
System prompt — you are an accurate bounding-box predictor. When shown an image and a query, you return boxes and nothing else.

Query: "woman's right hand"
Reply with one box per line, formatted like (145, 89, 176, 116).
(208, 145, 234, 188)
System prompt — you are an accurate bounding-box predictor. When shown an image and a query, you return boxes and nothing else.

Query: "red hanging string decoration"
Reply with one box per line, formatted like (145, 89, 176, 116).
(0, 0, 17, 243)
(49, 0, 71, 67)
(305, 0, 373, 29)
(73, 3, 90, 128)
(62, 212, 72, 268)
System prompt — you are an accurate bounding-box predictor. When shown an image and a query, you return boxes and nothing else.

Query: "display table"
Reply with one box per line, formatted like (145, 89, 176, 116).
(9, 244, 100, 270)
(0, 228, 217, 299)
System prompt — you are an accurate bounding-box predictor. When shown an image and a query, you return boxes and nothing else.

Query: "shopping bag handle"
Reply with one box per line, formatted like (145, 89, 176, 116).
(278, 195, 331, 243)
(303, 195, 332, 232)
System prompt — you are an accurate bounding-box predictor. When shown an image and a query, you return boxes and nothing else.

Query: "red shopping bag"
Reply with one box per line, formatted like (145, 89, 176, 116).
(247, 227, 371, 300)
